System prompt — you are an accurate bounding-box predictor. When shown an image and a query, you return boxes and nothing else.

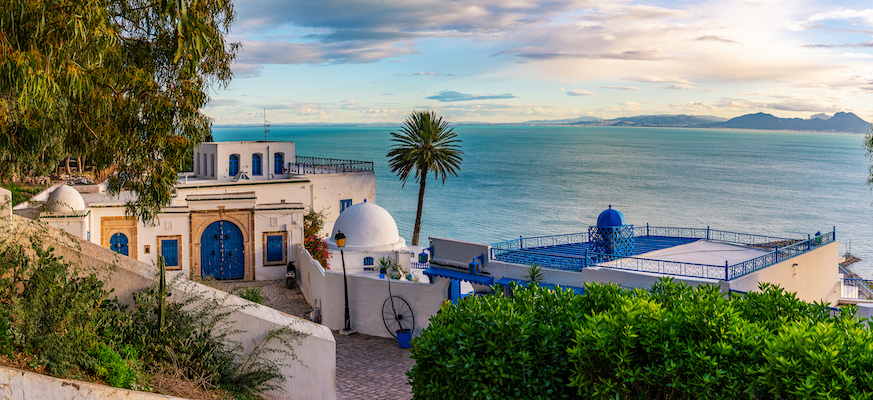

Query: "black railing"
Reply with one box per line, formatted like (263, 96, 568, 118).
(291, 156, 374, 174)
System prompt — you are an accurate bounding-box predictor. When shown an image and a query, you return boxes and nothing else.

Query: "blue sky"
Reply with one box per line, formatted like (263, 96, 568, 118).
(205, 0, 873, 125)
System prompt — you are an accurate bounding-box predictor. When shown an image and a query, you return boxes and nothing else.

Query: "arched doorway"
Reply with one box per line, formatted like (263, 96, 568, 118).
(110, 232, 129, 256)
(200, 220, 245, 279)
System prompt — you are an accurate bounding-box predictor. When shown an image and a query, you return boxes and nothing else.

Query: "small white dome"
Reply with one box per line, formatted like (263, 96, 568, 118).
(328, 201, 405, 252)
(47, 185, 86, 213)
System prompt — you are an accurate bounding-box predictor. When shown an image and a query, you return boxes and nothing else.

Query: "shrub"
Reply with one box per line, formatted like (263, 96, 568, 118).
(233, 286, 265, 304)
(304, 210, 330, 269)
(409, 278, 873, 400)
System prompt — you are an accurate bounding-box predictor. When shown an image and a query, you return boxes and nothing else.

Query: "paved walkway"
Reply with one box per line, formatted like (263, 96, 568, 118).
(210, 280, 414, 400)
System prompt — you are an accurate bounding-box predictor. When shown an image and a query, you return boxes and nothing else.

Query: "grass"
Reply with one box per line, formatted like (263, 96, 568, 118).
(1, 182, 48, 206)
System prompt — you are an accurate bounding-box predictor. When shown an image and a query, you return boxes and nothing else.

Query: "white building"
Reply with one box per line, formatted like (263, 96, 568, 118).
(16, 141, 375, 281)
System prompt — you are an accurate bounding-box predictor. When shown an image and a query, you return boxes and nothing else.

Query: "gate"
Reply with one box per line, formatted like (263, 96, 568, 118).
(110, 232, 129, 256)
(200, 220, 245, 279)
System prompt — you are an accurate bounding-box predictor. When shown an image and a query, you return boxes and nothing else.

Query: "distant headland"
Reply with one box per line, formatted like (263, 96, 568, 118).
(214, 112, 872, 134)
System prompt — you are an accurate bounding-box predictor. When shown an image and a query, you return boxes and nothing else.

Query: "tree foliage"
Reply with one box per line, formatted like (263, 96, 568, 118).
(387, 110, 463, 245)
(0, 0, 238, 222)
(409, 278, 870, 400)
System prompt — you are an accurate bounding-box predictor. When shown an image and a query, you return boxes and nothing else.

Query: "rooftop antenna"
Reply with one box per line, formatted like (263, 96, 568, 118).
(262, 108, 271, 141)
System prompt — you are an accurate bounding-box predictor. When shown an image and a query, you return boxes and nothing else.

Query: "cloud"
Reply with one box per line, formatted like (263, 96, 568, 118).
(496, 48, 671, 61)
(426, 90, 517, 102)
(803, 41, 873, 48)
(623, 76, 695, 85)
(663, 84, 697, 90)
(205, 98, 241, 108)
(581, 4, 692, 22)
(787, 8, 873, 31)
(305, 30, 418, 42)
(695, 35, 739, 44)
(567, 89, 595, 96)
(395, 71, 449, 76)
(236, 39, 417, 65)
(231, 63, 263, 78)
(597, 86, 643, 91)
(256, 102, 327, 115)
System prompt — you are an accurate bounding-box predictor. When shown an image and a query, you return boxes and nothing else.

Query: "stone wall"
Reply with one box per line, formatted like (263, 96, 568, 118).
(0, 366, 185, 400)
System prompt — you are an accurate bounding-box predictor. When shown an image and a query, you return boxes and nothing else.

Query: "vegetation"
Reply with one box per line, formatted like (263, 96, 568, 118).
(523, 263, 543, 283)
(409, 278, 869, 400)
(379, 256, 403, 280)
(304, 209, 330, 269)
(0, 231, 301, 398)
(0, 0, 238, 223)
(387, 110, 464, 245)
(0, 182, 47, 207)
(233, 286, 265, 305)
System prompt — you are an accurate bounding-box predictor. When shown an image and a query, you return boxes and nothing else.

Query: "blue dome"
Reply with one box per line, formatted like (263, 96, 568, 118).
(596, 205, 626, 227)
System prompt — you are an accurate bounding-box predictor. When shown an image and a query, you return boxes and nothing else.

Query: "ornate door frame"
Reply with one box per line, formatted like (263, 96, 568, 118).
(101, 216, 137, 259)
(190, 209, 253, 280)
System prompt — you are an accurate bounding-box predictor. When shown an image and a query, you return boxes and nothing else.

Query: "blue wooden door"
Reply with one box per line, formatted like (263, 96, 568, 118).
(161, 239, 179, 267)
(448, 279, 461, 305)
(200, 221, 245, 279)
(110, 233, 129, 256)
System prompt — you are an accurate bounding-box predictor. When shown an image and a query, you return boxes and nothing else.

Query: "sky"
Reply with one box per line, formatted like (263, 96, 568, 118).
(204, 0, 873, 125)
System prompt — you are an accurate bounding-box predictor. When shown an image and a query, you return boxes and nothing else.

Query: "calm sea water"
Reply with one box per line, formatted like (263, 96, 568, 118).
(213, 125, 873, 278)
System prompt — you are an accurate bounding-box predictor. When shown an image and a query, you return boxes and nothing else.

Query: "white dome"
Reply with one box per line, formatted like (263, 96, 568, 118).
(328, 201, 405, 252)
(47, 185, 86, 213)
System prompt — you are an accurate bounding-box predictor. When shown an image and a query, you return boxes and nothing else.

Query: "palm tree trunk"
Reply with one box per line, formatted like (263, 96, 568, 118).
(412, 177, 426, 245)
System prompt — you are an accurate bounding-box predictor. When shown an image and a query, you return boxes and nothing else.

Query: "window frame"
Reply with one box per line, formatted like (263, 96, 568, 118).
(274, 152, 285, 175)
(157, 235, 183, 270)
(229, 154, 240, 176)
(252, 153, 263, 176)
(340, 199, 353, 213)
(262, 231, 288, 266)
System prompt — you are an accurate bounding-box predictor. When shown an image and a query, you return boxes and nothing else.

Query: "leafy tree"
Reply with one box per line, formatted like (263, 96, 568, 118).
(0, 0, 238, 223)
(387, 111, 464, 245)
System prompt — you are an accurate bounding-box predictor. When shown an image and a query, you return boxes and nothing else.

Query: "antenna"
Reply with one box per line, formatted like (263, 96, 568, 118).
(262, 108, 271, 141)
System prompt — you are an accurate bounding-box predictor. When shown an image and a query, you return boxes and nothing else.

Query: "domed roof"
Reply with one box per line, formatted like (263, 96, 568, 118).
(47, 185, 86, 213)
(327, 201, 405, 252)
(596, 205, 626, 227)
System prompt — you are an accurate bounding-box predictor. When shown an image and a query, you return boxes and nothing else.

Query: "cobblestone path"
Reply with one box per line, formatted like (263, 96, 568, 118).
(211, 280, 414, 400)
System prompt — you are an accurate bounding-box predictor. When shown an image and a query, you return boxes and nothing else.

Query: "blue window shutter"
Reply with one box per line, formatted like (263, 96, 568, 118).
(252, 154, 262, 175)
(266, 235, 284, 262)
(274, 153, 284, 174)
(364, 257, 374, 266)
(161, 239, 179, 267)
(340, 199, 352, 213)
(229, 154, 239, 175)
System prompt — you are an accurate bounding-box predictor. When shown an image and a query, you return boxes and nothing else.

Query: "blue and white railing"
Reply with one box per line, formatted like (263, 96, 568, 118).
(291, 156, 374, 174)
(491, 227, 836, 281)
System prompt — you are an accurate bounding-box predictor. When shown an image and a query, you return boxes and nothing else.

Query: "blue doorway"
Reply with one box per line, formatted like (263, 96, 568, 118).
(200, 221, 245, 279)
(110, 233, 129, 256)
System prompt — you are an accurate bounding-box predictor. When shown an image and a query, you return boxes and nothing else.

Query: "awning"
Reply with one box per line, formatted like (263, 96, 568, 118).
(423, 267, 494, 285)
(495, 277, 585, 294)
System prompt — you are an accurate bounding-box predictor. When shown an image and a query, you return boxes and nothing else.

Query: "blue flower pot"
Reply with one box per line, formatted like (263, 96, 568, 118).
(396, 329, 412, 349)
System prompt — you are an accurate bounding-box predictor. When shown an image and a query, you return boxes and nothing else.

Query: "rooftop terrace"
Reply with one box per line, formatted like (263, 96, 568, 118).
(491, 225, 835, 280)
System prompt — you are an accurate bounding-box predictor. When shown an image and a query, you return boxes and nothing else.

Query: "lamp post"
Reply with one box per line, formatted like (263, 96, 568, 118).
(335, 231, 355, 335)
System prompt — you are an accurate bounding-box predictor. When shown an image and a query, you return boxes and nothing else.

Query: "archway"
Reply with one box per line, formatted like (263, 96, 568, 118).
(200, 220, 245, 279)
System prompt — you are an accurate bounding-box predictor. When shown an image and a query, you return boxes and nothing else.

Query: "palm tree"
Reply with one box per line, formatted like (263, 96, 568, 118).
(388, 111, 464, 245)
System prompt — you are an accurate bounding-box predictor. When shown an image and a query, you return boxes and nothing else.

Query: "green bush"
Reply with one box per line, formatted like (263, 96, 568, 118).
(409, 278, 873, 400)
(233, 286, 265, 304)
(0, 233, 303, 396)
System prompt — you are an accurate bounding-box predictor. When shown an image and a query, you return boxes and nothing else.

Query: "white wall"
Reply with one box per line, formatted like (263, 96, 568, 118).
(295, 245, 448, 338)
(729, 241, 840, 305)
(305, 173, 376, 236)
(5, 215, 337, 400)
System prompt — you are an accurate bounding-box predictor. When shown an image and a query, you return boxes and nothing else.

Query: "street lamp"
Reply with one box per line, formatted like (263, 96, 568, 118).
(335, 231, 355, 335)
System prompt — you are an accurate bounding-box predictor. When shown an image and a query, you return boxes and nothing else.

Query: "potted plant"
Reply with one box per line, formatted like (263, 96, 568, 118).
(396, 328, 412, 348)
(378, 257, 391, 279)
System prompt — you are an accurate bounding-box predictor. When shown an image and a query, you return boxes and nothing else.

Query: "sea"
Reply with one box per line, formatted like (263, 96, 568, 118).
(213, 125, 873, 278)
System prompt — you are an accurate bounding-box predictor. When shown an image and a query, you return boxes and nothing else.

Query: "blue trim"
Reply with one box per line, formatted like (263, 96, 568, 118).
(274, 152, 284, 174)
(340, 199, 352, 213)
(229, 154, 240, 176)
(363, 256, 374, 266)
(252, 154, 262, 175)
(423, 267, 494, 285)
(495, 278, 584, 294)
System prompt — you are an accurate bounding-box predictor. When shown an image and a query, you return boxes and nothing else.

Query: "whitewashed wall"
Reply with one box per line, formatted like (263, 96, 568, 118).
(295, 244, 447, 338)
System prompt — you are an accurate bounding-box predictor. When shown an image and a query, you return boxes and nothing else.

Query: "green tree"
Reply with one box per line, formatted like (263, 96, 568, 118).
(387, 110, 464, 245)
(0, 0, 237, 223)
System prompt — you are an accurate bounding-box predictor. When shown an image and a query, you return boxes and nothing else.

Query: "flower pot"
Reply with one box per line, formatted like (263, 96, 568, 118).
(396, 329, 412, 349)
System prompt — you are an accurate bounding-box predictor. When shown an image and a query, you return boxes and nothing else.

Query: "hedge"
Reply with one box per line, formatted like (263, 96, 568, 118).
(408, 278, 873, 400)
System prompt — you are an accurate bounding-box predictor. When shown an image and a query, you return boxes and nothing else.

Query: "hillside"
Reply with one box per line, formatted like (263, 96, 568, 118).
(710, 112, 870, 133)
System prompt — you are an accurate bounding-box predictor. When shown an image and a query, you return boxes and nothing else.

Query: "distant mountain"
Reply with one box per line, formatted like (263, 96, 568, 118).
(710, 112, 870, 133)
(570, 114, 726, 127)
(521, 116, 601, 125)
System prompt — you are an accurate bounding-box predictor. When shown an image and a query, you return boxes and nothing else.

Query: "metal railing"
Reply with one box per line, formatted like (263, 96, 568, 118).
(291, 156, 374, 174)
(491, 227, 836, 281)
(841, 278, 873, 300)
